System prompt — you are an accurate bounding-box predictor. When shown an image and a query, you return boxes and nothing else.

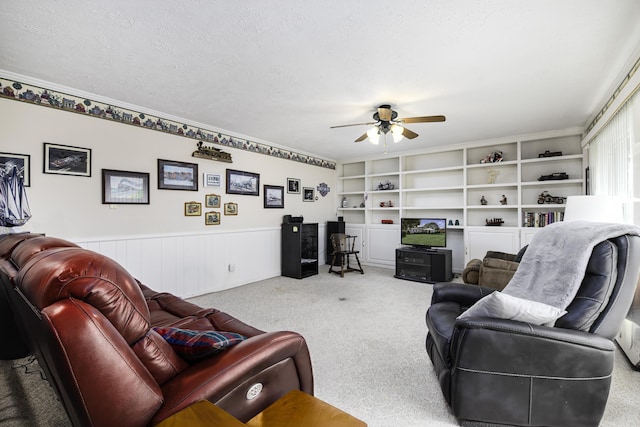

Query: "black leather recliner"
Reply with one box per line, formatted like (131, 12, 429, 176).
(426, 234, 640, 426)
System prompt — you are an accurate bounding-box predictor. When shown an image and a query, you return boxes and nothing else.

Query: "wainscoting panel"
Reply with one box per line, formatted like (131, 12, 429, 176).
(75, 228, 284, 299)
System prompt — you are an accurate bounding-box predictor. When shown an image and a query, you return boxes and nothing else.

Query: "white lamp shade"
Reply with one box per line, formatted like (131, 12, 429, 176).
(367, 127, 380, 145)
(391, 124, 404, 143)
(563, 195, 624, 223)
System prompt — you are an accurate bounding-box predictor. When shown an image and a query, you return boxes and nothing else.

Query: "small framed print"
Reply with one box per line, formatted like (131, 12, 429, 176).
(102, 169, 150, 204)
(224, 202, 238, 215)
(205, 193, 221, 208)
(184, 201, 202, 216)
(264, 185, 284, 209)
(158, 159, 198, 191)
(205, 211, 220, 225)
(44, 143, 91, 177)
(287, 178, 300, 194)
(303, 187, 315, 202)
(0, 152, 30, 186)
(204, 173, 221, 187)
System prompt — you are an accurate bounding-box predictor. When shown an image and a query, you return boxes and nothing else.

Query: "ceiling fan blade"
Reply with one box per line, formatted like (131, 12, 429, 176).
(402, 127, 419, 139)
(354, 132, 368, 142)
(399, 115, 446, 124)
(330, 121, 376, 129)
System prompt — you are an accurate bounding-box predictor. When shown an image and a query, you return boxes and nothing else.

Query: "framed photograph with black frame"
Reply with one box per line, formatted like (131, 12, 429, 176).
(264, 185, 284, 208)
(287, 178, 300, 194)
(158, 159, 198, 191)
(303, 187, 315, 202)
(44, 143, 91, 177)
(0, 152, 30, 186)
(226, 169, 260, 196)
(102, 169, 150, 204)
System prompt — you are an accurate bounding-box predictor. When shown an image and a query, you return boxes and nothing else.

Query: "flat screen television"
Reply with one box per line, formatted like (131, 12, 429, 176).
(400, 218, 447, 249)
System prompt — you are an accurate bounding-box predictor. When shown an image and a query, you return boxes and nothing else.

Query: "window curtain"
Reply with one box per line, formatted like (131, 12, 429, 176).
(589, 89, 638, 223)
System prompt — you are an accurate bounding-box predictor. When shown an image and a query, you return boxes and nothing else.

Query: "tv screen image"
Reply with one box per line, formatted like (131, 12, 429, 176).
(401, 218, 447, 248)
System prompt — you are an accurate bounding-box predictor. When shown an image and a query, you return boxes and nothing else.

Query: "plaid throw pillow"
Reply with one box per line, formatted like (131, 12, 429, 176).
(153, 326, 247, 362)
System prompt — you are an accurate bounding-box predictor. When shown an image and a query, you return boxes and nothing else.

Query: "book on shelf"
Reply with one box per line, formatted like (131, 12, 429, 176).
(522, 211, 564, 227)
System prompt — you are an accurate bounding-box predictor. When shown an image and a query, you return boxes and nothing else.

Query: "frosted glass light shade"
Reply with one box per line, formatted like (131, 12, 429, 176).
(563, 195, 624, 223)
(367, 127, 380, 145)
(391, 124, 404, 143)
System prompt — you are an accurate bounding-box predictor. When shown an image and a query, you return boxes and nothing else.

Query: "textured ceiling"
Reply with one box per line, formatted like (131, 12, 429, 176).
(2, 1, 640, 162)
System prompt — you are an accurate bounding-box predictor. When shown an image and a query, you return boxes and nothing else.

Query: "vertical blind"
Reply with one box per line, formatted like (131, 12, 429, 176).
(589, 89, 638, 222)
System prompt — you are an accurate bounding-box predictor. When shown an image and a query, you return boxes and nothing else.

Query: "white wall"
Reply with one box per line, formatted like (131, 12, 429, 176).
(0, 98, 337, 238)
(0, 97, 337, 296)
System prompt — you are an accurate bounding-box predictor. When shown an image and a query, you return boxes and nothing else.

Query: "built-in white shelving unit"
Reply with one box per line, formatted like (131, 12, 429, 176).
(336, 129, 585, 271)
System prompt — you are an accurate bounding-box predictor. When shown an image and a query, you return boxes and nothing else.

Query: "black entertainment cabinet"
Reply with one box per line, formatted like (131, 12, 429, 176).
(394, 247, 453, 283)
(281, 222, 318, 279)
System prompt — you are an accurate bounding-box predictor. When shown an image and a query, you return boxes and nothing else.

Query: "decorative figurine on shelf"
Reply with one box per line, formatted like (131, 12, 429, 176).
(379, 200, 394, 208)
(487, 168, 500, 184)
(359, 201, 365, 208)
(377, 180, 395, 190)
(500, 195, 508, 205)
(480, 150, 504, 164)
(537, 191, 566, 204)
(455, 219, 460, 226)
(448, 219, 453, 226)
(538, 150, 563, 158)
(486, 218, 504, 226)
(480, 196, 488, 205)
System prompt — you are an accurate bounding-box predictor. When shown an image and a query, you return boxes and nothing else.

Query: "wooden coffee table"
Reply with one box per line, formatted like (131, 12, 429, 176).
(246, 390, 366, 427)
(155, 390, 366, 427)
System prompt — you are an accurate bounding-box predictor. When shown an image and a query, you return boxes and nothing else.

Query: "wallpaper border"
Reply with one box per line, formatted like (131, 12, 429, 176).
(0, 77, 336, 170)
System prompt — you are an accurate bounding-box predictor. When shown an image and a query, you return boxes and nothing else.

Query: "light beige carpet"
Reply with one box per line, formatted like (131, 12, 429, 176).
(1, 267, 639, 426)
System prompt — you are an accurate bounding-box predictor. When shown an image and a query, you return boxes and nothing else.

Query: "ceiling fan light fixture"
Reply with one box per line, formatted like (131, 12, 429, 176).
(391, 124, 404, 143)
(367, 127, 380, 145)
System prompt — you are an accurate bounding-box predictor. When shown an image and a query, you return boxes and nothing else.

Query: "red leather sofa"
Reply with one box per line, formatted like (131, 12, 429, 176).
(0, 232, 313, 426)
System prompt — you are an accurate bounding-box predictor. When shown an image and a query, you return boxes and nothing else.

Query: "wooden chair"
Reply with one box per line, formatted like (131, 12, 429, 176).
(328, 233, 364, 277)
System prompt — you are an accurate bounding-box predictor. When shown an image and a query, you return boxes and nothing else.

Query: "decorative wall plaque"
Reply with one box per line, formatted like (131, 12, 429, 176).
(192, 141, 233, 163)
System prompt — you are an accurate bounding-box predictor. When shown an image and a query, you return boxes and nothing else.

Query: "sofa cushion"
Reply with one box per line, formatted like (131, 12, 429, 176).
(457, 291, 566, 326)
(153, 326, 246, 362)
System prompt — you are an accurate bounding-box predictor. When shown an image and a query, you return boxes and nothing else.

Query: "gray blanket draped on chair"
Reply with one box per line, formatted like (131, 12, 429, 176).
(502, 220, 640, 310)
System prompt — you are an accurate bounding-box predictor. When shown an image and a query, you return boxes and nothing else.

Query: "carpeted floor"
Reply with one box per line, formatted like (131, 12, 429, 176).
(1, 266, 639, 426)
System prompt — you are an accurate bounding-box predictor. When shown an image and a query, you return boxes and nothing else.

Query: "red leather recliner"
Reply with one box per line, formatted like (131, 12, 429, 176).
(0, 233, 313, 426)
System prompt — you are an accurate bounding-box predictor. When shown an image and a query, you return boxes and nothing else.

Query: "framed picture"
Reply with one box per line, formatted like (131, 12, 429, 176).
(44, 143, 91, 177)
(226, 169, 260, 196)
(0, 152, 30, 186)
(303, 187, 315, 202)
(205, 193, 221, 208)
(158, 159, 198, 191)
(205, 211, 220, 225)
(224, 202, 238, 215)
(287, 178, 300, 194)
(102, 169, 150, 204)
(204, 173, 221, 187)
(184, 201, 202, 216)
(264, 185, 284, 209)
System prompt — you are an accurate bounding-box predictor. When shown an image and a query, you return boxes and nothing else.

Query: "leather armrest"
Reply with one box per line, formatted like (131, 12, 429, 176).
(431, 283, 496, 307)
(155, 331, 313, 424)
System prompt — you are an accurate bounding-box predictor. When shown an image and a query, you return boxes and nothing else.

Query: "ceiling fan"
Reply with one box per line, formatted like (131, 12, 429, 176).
(330, 104, 445, 144)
